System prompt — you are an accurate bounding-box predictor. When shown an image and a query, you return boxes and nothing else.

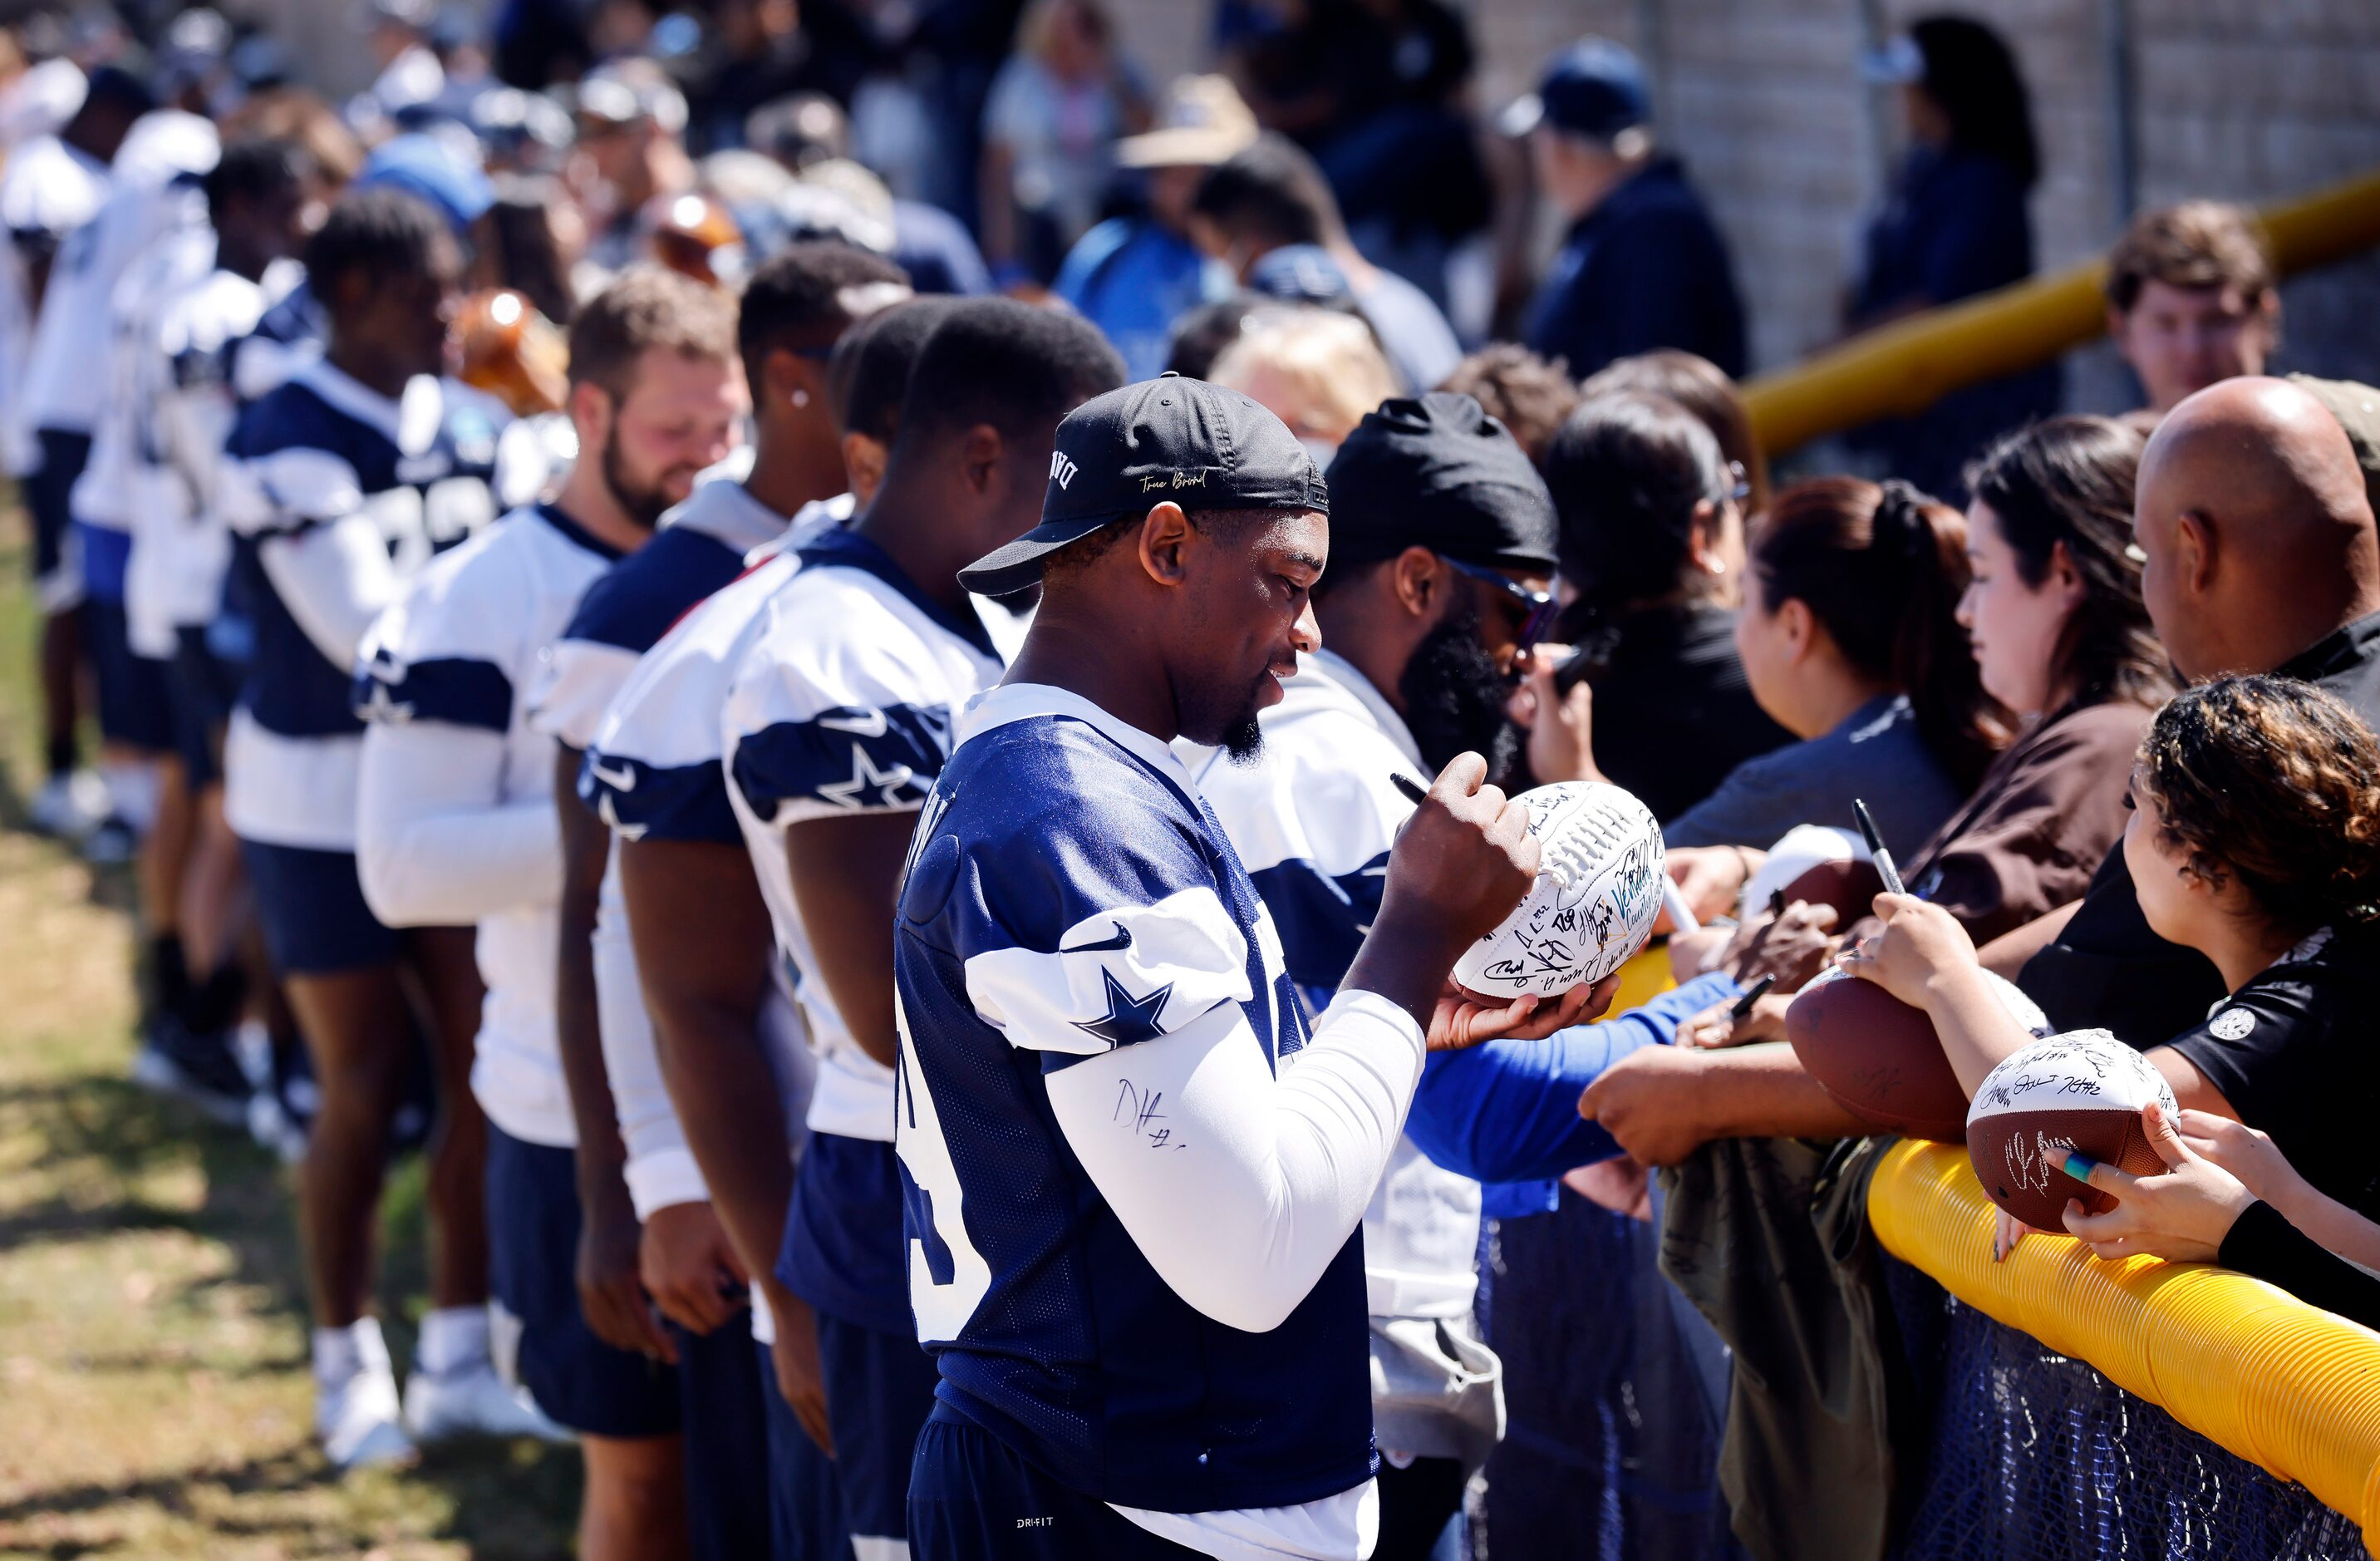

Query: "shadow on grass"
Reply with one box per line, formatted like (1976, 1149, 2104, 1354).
(2, 1046, 580, 1557)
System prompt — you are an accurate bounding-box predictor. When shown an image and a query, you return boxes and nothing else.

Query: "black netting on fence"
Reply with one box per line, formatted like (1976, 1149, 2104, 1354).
(1886, 1258, 2364, 1560)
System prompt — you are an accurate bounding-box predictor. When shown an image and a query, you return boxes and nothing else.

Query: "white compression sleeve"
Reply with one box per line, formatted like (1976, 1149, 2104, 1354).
(356, 719, 562, 927)
(1043, 987, 1425, 1334)
(257, 513, 399, 674)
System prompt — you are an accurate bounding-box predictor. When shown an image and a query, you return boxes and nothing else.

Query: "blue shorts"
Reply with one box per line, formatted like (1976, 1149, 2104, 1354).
(757, 1337, 848, 1561)
(24, 426, 87, 609)
(82, 594, 176, 755)
(170, 625, 241, 790)
(818, 1308, 941, 1549)
(908, 1401, 1205, 1559)
(238, 840, 400, 976)
(484, 1125, 680, 1440)
(668, 1312, 772, 1561)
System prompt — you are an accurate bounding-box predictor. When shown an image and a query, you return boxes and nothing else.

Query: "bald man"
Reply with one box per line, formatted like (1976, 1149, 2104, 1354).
(1573, 376, 2380, 1168)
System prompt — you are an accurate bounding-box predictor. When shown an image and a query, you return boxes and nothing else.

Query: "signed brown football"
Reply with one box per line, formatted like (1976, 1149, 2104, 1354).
(1965, 1030, 2178, 1229)
(1784, 967, 2048, 1143)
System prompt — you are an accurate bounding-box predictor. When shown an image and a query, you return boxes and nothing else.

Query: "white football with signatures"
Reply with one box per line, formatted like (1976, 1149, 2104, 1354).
(1449, 780, 1665, 1002)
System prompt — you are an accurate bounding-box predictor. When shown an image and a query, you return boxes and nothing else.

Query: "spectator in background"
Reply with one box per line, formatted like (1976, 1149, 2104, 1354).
(1160, 288, 1263, 378)
(745, 92, 992, 294)
(1438, 343, 1578, 470)
(1659, 477, 1994, 854)
(1846, 15, 2058, 500)
(1209, 305, 1399, 465)
(573, 59, 695, 276)
(1509, 39, 1746, 382)
(472, 173, 583, 324)
(1190, 132, 1460, 393)
(978, 0, 1148, 287)
(2106, 200, 2279, 417)
(1053, 74, 1251, 380)
(1531, 391, 1791, 822)
(1581, 347, 1773, 516)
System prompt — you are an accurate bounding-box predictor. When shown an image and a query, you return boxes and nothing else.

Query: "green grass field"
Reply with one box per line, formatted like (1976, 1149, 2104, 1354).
(0, 506, 581, 1558)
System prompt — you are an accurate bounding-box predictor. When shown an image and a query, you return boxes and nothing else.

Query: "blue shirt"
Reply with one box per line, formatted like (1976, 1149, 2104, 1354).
(1055, 217, 1228, 382)
(893, 683, 1371, 1513)
(1662, 694, 1967, 852)
(1526, 157, 1746, 380)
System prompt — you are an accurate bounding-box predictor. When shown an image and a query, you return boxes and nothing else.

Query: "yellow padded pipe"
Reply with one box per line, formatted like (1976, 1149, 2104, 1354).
(1743, 167, 2380, 457)
(1866, 1139, 2380, 1558)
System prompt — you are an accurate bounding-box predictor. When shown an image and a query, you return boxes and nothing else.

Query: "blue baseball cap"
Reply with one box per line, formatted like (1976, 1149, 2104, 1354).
(357, 131, 494, 234)
(1499, 37, 1650, 141)
(1245, 244, 1353, 308)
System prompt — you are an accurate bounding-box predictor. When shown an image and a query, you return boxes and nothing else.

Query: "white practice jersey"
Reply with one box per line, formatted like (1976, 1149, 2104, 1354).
(719, 524, 1005, 1144)
(527, 483, 838, 1219)
(19, 111, 216, 442)
(1187, 647, 1502, 1467)
(354, 504, 628, 1148)
(0, 132, 106, 471)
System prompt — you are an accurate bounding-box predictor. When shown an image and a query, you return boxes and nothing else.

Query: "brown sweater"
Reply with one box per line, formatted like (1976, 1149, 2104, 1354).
(1899, 698, 2155, 945)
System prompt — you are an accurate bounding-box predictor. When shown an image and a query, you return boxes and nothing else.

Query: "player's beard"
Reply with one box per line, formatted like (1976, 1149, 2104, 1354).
(1400, 605, 1522, 784)
(1178, 662, 1271, 766)
(601, 423, 679, 531)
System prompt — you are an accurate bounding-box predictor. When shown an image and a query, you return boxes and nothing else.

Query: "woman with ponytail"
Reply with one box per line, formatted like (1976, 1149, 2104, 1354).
(1672, 418, 2170, 952)
(1662, 473, 2000, 854)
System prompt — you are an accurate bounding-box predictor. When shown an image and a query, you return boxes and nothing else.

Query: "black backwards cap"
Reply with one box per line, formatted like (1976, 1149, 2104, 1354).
(1324, 392, 1560, 573)
(958, 373, 1328, 596)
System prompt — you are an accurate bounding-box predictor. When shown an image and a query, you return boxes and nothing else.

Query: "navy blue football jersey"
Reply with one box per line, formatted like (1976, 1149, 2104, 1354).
(892, 682, 1375, 1514)
(223, 362, 517, 741)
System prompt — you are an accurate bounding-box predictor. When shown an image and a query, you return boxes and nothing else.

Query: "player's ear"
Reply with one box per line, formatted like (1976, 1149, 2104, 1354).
(567, 378, 614, 451)
(841, 431, 887, 506)
(1389, 545, 1439, 618)
(2175, 510, 2215, 596)
(1137, 501, 1194, 587)
(958, 423, 1003, 495)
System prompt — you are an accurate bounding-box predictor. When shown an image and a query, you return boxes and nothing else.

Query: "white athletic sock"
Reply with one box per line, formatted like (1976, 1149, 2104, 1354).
(415, 1305, 491, 1377)
(99, 760, 157, 832)
(313, 1316, 391, 1391)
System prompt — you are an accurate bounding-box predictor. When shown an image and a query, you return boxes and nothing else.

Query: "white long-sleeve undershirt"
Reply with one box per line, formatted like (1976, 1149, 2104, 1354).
(1042, 987, 1425, 1336)
(258, 511, 399, 675)
(356, 719, 560, 928)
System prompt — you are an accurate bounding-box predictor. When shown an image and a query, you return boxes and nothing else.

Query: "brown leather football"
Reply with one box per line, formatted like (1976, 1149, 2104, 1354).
(1780, 859, 1884, 928)
(1784, 968, 1970, 1141)
(1964, 1030, 2179, 1229)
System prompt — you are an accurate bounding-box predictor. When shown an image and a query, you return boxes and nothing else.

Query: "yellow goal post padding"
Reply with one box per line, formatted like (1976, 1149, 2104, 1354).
(1866, 1138, 2380, 1558)
(1743, 167, 2380, 458)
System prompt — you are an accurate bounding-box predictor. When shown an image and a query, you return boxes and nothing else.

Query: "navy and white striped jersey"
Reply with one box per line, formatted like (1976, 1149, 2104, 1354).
(219, 362, 534, 849)
(893, 682, 1379, 1524)
(526, 467, 827, 1219)
(578, 534, 819, 1211)
(353, 504, 626, 1147)
(722, 524, 1005, 1145)
(720, 525, 1003, 1332)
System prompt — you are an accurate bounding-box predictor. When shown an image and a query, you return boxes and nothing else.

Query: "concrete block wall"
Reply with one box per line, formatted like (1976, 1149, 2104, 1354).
(1106, 0, 2380, 401)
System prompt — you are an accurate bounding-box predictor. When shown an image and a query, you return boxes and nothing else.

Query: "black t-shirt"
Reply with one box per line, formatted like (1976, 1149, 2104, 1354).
(1583, 603, 1794, 826)
(2161, 924, 2380, 1217)
(2019, 610, 2380, 1039)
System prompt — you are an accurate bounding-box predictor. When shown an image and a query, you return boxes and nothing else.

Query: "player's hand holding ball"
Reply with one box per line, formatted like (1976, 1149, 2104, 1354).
(1362, 753, 1615, 1051)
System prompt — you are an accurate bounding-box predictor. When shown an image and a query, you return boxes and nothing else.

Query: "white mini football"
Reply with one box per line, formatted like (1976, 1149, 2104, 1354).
(1449, 780, 1665, 1001)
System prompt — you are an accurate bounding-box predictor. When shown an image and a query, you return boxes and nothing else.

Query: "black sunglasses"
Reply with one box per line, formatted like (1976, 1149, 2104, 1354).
(1438, 554, 1559, 651)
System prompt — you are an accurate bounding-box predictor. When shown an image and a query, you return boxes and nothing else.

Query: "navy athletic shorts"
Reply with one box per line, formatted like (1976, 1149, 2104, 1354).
(82, 593, 175, 754)
(756, 1337, 849, 1560)
(23, 426, 88, 609)
(907, 1401, 1207, 1559)
(667, 1312, 773, 1560)
(484, 1125, 680, 1440)
(238, 840, 400, 975)
(816, 1307, 940, 1552)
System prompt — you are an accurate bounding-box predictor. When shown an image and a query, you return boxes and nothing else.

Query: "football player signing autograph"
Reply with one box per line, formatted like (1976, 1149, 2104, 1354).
(893, 375, 1611, 1559)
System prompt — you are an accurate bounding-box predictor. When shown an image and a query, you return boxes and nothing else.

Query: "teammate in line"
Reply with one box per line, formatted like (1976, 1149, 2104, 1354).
(1187, 391, 1567, 1557)
(896, 374, 1605, 1557)
(220, 187, 542, 1469)
(725, 298, 1123, 1560)
(537, 244, 913, 1559)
